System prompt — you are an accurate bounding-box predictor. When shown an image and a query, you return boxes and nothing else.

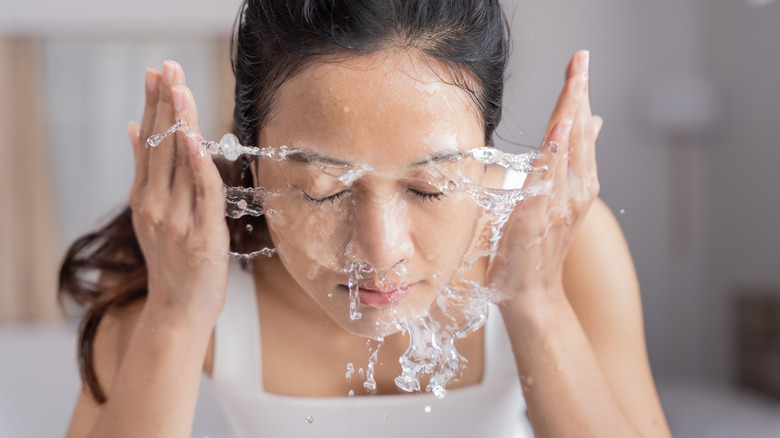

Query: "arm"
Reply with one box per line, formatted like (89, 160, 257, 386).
(489, 50, 670, 437)
(65, 303, 216, 438)
(563, 199, 668, 435)
(66, 61, 228, 437)
(500, 198, 670, 437)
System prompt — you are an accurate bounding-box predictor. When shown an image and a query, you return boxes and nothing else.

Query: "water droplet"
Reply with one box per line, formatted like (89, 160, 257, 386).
(245, 224, 254, 233)
(327, 293, 334, 299)
(265, 208, 277, 218)
(392, 261, 410, 278)
(348, 389, 354, 396)
(343, 105, 350, 112)
(433, 271, 441, 279)
(147, 133, 165, 148)
(424, 405, 432, 414)
(305, 416, 314, 424)
(219, 133, 241, 161)
(384, 413, 390, 421)
(345, 363, 354, 380)
(237, 199, 248, 210)
(619, 209, 626, 215)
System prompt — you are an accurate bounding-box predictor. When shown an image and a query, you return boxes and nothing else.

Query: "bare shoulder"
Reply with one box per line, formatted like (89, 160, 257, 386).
(562, 197, 669, 434)
(65, 300, 216, 437)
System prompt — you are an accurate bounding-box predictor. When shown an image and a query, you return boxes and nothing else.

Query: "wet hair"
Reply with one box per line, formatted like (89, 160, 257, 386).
(59, 0, 510, 403)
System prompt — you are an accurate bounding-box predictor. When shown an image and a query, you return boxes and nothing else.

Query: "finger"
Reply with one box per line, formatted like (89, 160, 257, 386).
(564, 49, 589, 81)
(587, 115, 604, 187)
(567, 65, 593, 186)
(191, 140, 227, 231)
(148, 60, 187, 195)
(169, 85, 200, 222)
(567, 103, 589, 195)
(127, 121, 140, 158)
(133, 68, 162, 189)
(544, 50, 590, 138)
(524, 119, 573, 190)
(550, 119, 573, 198)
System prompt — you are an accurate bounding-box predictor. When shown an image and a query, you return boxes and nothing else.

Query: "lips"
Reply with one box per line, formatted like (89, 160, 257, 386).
(340, 283, 412, 308)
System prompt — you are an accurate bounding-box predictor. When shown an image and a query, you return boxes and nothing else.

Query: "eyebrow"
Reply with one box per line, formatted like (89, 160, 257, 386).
(285, 149, 464, 169)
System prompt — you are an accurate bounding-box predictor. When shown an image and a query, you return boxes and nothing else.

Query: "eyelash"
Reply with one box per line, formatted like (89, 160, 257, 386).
(303, 190, 348, 205)
(303, 188, 445, 205)
(409, 188, 444, 202)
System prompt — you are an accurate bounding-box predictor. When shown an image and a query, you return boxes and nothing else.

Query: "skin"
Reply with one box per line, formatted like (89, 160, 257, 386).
(254, 51, 486, 338)
(65, 51, 672, 438)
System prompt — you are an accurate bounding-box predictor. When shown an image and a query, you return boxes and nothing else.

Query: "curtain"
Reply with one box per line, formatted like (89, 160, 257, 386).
(0, 36, 62, 321)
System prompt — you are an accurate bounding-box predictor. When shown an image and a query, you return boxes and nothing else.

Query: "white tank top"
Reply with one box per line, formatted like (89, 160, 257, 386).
(208, 169, 533, 438)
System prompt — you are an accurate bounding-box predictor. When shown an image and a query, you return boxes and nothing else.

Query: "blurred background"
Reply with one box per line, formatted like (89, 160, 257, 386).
(1, 0, 779, 436)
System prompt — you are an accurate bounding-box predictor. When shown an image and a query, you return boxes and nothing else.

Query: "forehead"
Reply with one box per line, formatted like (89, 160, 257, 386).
(259, 51, 484, 169)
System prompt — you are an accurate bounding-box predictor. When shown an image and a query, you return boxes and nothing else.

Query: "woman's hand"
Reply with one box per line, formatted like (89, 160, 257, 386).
(488, 50, 604, 303)
(127, 61, 230, 327)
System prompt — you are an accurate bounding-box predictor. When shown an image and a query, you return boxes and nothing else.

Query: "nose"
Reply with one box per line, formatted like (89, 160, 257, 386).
(346, 192, 414, 271)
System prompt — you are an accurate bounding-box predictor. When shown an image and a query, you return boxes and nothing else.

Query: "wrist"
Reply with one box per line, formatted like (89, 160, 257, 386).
(139, 299, 218, 342)
(497, 283, 570, 330)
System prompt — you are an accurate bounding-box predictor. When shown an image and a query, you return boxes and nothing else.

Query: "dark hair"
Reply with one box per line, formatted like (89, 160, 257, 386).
(233, 0, 509, 148)
(59, 0, 510, 403)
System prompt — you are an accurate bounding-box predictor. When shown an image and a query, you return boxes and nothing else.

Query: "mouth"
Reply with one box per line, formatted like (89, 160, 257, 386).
(339, 283, 413, 308)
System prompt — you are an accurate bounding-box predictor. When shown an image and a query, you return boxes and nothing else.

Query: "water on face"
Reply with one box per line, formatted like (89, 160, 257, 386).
(147, 120, 551, 398)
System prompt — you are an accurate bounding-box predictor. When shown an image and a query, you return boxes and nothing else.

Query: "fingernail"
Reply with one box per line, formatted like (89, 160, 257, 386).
(145, 69, 156, 92)
(592, 116, 604, 138)
(162, 61, 174, 85)
(573, 76, 586, 100)
(172, 86, 184, 111)
(188, 137, 201, 156)
(578, 50, 590, 76)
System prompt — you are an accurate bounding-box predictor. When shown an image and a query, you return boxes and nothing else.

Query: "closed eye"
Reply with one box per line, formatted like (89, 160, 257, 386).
(409, 188, 444, 202)
(303, 190, 349, 205)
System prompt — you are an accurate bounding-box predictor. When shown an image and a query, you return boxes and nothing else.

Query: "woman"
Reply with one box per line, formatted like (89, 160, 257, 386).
(61, 0, 671, 436)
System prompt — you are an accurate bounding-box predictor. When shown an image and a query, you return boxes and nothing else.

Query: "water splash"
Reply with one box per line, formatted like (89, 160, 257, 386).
(147, 121, 554, 398)
(363, 338, 383, 395)
(224, 185, 268, 219)
(227, 247, 276, 260)
(146, 119, 294, 161)
(467, 146, 547, 174)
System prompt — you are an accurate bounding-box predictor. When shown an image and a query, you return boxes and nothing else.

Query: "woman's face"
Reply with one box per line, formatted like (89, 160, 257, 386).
(255, 51, 486, 338)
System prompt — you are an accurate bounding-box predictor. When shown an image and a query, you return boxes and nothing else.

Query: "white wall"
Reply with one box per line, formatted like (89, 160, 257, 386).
(698, 0, 780, 381)
(0, 0, 242, 35)
(497, 0, 709, 379)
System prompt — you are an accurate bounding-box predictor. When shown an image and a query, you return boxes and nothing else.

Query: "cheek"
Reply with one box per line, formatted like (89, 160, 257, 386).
(408, 194, 482, 266)
(265, 196, 350, 273)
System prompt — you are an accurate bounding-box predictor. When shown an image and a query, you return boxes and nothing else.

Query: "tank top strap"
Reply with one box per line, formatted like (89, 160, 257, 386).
(484, 304, 520, 383)
(503, 167, 528, 190)
(212, 261, 263, 393)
